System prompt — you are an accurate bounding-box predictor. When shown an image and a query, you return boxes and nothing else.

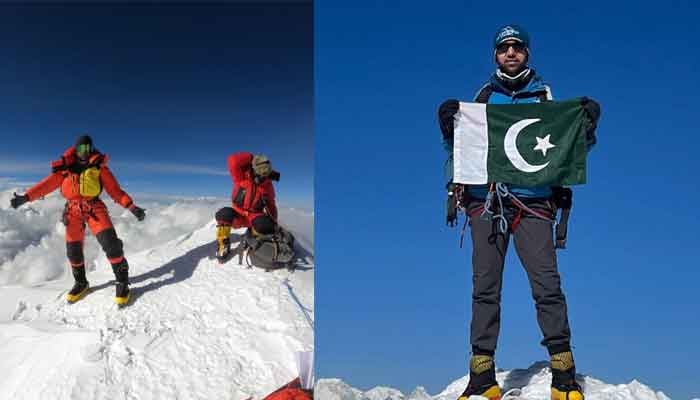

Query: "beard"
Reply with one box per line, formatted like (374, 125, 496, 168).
(499, 60, 526, 76)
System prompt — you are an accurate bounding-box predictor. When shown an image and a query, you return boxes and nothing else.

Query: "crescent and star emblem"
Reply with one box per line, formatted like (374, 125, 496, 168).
(504, 118, 556, 173)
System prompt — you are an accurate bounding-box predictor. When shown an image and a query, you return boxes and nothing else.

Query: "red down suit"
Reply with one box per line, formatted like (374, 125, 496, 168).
(25, 146, 135, 269)
(225, 152, 277, 228)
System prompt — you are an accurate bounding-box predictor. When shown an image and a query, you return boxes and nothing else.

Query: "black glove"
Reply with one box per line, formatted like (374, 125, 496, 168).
(582, 97, 601, 123)
(438, 99, 460, 140)
(10, 193, 28, 209)
(581, 97, 601, 149)
(130, 205, 146, 221)
(269, 170, 281, 182)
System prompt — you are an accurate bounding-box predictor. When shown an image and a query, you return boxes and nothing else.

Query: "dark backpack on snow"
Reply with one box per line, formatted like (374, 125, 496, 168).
(241, 227, 296, 270)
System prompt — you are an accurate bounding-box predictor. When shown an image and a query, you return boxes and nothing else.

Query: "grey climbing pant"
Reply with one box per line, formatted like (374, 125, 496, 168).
(467, 200, 572, 352)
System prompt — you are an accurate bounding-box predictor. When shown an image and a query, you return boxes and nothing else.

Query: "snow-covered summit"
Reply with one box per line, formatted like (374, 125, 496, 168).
(316, 362, 671, 400)
(0, 190, 313, 400)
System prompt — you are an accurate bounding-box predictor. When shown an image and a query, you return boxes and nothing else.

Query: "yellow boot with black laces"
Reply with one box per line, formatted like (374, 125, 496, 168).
(112, 260, 131, 306)
(66, 265, 90, 303)
(216, 225, 232, 263)
(550, 351, 584, 400)
(457, 354, 501, 400)
(114, 281, 131, 306)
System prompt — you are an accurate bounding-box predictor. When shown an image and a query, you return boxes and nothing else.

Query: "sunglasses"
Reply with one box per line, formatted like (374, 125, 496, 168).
(496, 42, 527, 54)
(76, 143, 92, 156)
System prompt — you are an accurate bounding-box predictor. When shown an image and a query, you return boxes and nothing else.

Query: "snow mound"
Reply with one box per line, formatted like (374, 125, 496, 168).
(314, 378, 365, 400)
(316, 362, 671, 400)
(365, 387, 407, 400)
(0, 190, 313, 400)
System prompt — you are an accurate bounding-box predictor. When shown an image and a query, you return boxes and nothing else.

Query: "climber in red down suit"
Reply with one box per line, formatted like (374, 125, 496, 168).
(10, 135, 145, 305)
(215, 152, 280, 262)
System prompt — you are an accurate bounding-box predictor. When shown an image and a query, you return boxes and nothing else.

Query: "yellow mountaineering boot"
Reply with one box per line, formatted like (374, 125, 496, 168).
(114, 281, 131, 306)
(551, 386, 583, 400)
(550, 351, 584, 400)
(458, 384, 501, 400)
(457, 355, 501, 400)
(112, 260, 132, 306)
(216, 225, 232, 263)
(66, 266, 89, 303)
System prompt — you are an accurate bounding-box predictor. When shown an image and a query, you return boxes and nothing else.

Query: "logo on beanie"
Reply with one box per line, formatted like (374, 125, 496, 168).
(497, 26, 520, 42)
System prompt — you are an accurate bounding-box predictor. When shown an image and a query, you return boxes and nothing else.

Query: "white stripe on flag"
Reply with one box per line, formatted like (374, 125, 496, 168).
(453, 102, 488, 184)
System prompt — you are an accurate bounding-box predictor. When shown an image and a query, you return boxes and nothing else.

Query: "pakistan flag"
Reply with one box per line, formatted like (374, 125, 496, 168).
(453, 98, 588, 187)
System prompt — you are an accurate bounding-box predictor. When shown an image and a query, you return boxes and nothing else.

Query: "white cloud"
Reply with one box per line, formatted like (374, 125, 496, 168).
(112, 161, 228, 176)
(0, 158, 227, 177)
(0, 161, 48, 174)
(0, 189, 312, 286)
(0, 177, 36, 190)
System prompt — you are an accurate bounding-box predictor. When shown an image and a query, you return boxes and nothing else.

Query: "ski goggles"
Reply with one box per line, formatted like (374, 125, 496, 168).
(76, 143, 92, 157)
(495, 41, 527, 54)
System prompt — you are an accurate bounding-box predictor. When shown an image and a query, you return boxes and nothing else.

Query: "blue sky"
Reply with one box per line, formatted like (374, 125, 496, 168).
(316, 1, 700, 399)
(0, 3, 313, 209)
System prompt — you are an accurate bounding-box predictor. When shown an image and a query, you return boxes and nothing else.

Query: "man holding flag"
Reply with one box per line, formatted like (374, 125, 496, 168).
(438, 25, 600, 400)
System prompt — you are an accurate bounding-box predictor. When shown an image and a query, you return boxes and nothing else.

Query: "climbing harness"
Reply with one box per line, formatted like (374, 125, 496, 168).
(481, 182, 554, 233)
(449, 182, 571, 249)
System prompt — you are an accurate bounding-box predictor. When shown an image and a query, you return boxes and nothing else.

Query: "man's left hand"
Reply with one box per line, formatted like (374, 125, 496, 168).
(130, 205, 146, 221)
(582, 97, 601, 124)
(581, 97, 601, 149)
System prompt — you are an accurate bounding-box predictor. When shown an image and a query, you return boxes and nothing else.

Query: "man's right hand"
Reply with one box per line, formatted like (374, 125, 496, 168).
(438, 99, 460, 140)
(10, 193, 28, 209)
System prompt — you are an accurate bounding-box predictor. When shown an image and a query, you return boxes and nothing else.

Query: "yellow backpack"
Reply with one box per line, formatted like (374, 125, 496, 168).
(79, 166, 102, 197)
(79, 154, 106, 197)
